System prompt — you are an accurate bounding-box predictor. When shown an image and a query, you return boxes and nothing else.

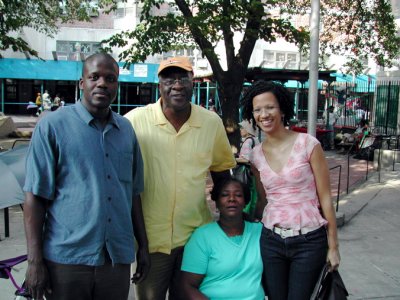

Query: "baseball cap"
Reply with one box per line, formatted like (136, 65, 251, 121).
(158, 56, 193, 75)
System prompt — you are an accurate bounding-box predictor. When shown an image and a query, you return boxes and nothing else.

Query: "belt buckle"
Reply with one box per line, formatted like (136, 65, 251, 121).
(279, 228, 294, 239)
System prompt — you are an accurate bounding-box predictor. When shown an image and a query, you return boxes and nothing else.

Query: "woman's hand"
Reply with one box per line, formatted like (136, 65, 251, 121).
(327, 247, 340, 272)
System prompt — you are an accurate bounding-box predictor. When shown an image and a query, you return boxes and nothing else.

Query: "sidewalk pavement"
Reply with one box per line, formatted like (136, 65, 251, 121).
(1, 115, 399, 299)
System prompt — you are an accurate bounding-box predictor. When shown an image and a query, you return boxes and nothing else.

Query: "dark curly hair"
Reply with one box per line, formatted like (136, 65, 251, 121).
(241, 80, 294, 130)
(210, 177, 251, 205)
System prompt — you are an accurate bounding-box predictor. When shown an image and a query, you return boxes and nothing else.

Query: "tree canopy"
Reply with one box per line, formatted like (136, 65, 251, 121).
(102, 0, 399, 145)
(0, 0, 117, 58)
(2, 0, 399, 145)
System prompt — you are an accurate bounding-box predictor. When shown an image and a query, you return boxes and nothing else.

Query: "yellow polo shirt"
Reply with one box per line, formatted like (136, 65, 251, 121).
(125, 100, 236, 254)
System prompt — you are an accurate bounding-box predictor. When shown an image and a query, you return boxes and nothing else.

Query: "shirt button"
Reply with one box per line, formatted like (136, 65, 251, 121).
(108, 197, 111, 201)
(107, 175, 111, 179)
(108, 218, 111, 222)
(105, 153, 109, 157)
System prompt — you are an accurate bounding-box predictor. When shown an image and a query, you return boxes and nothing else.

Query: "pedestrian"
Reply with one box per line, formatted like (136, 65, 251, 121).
(52, 93, 61, 111)
(241, 80, 340, 300)
(23, 53, 150, 300)
(323, 105, 338, 150)
(180, 177, 264, 300)
(238, 119, 259, 160)
(124, 56, 236, 300)
(35, 92, 42, 116)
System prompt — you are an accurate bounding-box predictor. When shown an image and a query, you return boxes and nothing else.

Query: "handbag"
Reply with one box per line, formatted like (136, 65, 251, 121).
(231, 162, 252, 186)
(310, 263, 349, 300)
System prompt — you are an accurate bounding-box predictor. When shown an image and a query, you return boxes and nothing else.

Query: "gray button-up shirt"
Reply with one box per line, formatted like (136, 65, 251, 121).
(24, 102, 144, 265)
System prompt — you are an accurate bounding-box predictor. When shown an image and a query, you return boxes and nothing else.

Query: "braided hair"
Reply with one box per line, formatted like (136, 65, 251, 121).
(241, 80, 294, 129)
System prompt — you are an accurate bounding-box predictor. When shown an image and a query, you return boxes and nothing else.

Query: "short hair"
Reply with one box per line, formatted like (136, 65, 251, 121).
(241, 80, 294, 130)
(210, 177, 251, 205)
(82, 53, 119, 76)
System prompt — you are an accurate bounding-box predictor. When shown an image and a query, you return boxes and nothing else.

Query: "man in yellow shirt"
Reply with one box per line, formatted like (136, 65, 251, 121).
(125, 56, 236, 300)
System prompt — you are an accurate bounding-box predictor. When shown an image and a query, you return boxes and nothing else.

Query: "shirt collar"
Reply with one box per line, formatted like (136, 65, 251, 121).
(75, 101, 120, 130)
(154, 98, 202, 128)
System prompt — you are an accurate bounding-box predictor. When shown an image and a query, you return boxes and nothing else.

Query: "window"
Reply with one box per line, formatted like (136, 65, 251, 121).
(56, 41, 101, 61)
(287, 53, 298, 69)
(262, 51, 307, 69)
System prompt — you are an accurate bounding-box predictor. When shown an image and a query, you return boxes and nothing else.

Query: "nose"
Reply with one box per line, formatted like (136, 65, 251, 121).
(260, 108, 270, 116)
(171, 80, 185, 88)
(227, 195, 237, 202)
(96, 77, 107, 88)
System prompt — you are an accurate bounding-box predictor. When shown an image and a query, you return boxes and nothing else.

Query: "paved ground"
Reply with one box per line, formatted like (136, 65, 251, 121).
(1, 115, 399, 299)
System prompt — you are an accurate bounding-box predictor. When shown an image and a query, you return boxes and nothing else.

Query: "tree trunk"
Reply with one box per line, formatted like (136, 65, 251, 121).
(218, 73, 244, 155)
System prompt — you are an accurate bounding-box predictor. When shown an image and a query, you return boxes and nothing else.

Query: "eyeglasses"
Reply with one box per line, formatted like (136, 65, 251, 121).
(252, 106, 278, 115)
(161, 77, 192, 87)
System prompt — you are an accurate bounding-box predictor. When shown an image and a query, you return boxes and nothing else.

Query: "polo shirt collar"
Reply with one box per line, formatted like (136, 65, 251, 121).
(154, 99, 202, 128)
(76, 101, 119, 129)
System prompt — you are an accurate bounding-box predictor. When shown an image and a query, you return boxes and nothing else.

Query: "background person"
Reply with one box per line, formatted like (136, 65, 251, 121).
(180, 178, 264, 300)
(52, 93, 61, 111)
(238, 119, 260, 160)
(124, 56, 236, 300)
(242, 80, 340, 300)
(23, 53, 150, 300)
(42, 90, 52, 111)
(35, 92, 42, 116)
(323, 105, 338, 150)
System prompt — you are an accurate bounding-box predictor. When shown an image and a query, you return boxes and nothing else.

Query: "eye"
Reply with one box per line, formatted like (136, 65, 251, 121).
(164, 80, 174, 86)
(181, 77, 191, 84)
(107, 76, 117, 82)
(89, 75, 99, 81)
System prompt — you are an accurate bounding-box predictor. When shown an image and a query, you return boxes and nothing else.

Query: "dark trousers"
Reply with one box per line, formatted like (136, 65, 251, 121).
(135, 247, 184, 300)
(44, 256, 130, 300)
(260, 226, 328, 300)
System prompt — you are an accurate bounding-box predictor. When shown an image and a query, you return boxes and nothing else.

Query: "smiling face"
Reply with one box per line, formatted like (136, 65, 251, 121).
(79, 54, 119, 116)
(159, 67, 193, 112)
(216, 181, 246, 219)
(252, 92, 284, 134)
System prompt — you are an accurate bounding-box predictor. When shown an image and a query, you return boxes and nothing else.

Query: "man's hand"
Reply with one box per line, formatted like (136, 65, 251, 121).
(25, 260, 51, 300)
(131, 247, 150, 284)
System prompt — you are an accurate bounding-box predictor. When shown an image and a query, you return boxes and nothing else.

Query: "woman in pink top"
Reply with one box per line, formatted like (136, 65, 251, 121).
(241, 81, 340, 300)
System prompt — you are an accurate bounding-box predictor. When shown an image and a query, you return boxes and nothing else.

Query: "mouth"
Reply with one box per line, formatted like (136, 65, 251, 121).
(260, 120, 273, 127)
(171, 94, 185, 99)
(226, 205, 238, 210)
(93, 91, 110, 98)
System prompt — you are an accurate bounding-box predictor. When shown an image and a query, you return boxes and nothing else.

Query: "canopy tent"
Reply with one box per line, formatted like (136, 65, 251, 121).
(0, 58, 159, 83)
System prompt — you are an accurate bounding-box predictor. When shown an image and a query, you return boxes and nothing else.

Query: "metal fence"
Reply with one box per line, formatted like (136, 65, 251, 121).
(374, 81, 400, 135)
(293, 79, 399, 135)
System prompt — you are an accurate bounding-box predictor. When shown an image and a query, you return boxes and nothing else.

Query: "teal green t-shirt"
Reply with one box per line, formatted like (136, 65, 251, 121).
(181, 221, 264, 300)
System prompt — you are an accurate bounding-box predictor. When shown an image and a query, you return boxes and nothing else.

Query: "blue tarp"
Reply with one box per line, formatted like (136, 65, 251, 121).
(0, 58, 159, 83)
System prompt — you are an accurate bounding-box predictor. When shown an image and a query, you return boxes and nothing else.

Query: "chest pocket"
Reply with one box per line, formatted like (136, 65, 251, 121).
(118, 152, 133, 182)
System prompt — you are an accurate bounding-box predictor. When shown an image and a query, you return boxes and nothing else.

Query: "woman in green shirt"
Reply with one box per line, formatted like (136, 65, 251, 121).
(180, 178, 264, 300)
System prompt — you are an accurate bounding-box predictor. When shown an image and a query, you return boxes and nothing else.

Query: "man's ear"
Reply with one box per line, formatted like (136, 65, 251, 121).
(79, 78, 83, 90)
